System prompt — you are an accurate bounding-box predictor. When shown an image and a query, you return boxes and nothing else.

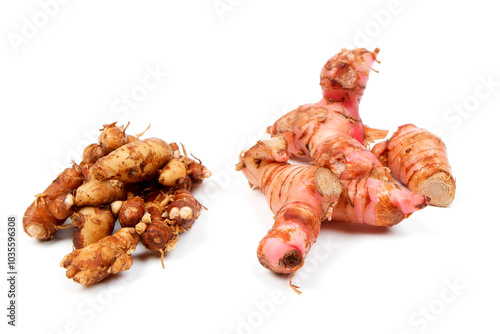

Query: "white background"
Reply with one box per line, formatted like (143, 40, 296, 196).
(1, 1, 499, 333)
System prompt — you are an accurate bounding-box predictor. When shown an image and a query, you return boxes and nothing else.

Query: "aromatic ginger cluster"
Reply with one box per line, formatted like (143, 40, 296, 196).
(23, 123, 210, 285)
(236, 48, 456, 293)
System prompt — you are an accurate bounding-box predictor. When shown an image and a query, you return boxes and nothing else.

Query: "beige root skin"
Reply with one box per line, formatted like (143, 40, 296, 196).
(71, 206, 116, 249)
(158, 159, 188, 187)
(97, 122, 150, 154)
(98, 122, 130, 154)
(61, 228, 139, 285)
(111, 200, 124, 215)
(75, 178, 128, 207)
(168, 142, 212, 184)
(80, 122, 151, 180)
(91, 137, 173, 183)
(80, 122, 141, 178)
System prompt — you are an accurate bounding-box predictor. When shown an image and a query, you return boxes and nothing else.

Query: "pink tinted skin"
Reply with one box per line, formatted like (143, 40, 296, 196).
(385, 125, 422, 181)
(247, 162, 324, 274)
(320, 48, 379, 122)
(389, 186, 429, 216)
(270, 48, 379, 160)
(258, 213, 313, 274)
(238, 141, 334, 274)
(269, 101, 388, 181)
(330, 177, 428, 227)
(270, 102, 363, 157)
(375, 124, 452, 191)
(313, 137, 386, 180)
(315, 98, 364, 143)
(260, 222, 308, 257)
(371, 140, 389, 164)
(238, 140, 289, 187)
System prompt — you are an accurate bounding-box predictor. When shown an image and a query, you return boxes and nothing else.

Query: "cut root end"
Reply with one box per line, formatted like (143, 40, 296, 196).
(315, 167, 342, 201)
(419, 172, 456, 207)
(25, 224, 51, 240)
(281, 249, 303, 270)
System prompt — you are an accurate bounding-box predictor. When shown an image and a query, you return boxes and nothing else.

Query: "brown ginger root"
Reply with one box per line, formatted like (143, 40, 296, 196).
(97, 122, 150, 154)
(61, 227, 139, 285)
(173, 176, 193, 191)
(165, 143, 212, 185)
(98, 122, 132, 154)
(71, 206, 116, 249)
(80, 143, 107, 179)
(23, 121, 208, 285)
(79, 122, 149, 178)
(91, 138, 173, 183)
(23, 163, 84, 240)
(75, 178, 128, 207)
(135, 189, 176, 268)
(186, 158, 212, 183)
(158, 159, 188, 187)
(113, 197, 146, 228)
(165, 189, 203, 231)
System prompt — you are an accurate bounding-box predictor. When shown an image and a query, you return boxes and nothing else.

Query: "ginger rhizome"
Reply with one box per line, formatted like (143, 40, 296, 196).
(23, 122, 210, 284)
(372, 124, 456, 207)
(135, 189, 177, 268)
(75, 179, 128, 207)
(91, 137, 174, 183)
(330, 178, 427, 227)
(268, 101, 392, 182)
(71, 206, 116, 249)
(237, 137, 342, 276)
(97, 122, 142, 154)
(61, 228, 140, 285)
(23, 163, 84, 240)
(268, 48, 390, 182)
(133, 180, 204, 267)
(159, 143, 211, 186)
(238, 47, 454, 292)
(166, 189, 203, 231)
(79, 122, 148, 178)
(320, 47, 380, 126)
(113, 197, 146, 228)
